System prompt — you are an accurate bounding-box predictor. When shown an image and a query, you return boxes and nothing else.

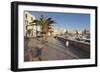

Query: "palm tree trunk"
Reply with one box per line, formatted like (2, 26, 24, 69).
(44, 32, 48, 41)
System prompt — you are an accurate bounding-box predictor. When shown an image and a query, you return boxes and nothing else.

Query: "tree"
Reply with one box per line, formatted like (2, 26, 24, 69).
(49, 27, 54, 36)
(37, 15, 55, 41)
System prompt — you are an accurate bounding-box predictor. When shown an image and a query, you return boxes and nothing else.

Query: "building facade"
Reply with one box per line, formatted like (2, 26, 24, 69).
(24, 11, 41, 38)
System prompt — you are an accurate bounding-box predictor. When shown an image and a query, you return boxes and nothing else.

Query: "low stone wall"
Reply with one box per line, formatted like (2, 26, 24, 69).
(57, 37, 90, 53)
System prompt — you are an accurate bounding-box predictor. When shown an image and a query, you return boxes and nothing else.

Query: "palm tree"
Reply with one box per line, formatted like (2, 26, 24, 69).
(49, 29, 54, 36)
(37, 15, 55, 41)
(47, 18, 55, 36)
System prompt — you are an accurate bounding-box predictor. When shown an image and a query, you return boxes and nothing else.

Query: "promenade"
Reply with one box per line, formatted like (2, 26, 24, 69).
(24, 37, 90, 61)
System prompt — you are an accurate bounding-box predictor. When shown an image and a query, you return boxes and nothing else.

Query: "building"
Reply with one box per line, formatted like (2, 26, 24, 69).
(24, 11, 41, 38)
(53, 28, 66, 36)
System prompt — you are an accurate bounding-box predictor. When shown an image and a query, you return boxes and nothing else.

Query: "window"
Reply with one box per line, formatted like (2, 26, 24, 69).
(25, 20, 28, 25)
(25, 14, 27, 19)
(31, 17, 33, 21)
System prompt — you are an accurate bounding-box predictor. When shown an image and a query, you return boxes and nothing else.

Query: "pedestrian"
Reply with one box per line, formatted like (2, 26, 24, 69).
(66, 41, 69, 47)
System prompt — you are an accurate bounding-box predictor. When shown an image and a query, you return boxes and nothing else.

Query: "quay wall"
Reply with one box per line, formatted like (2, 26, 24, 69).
(57, 37, 90, 53)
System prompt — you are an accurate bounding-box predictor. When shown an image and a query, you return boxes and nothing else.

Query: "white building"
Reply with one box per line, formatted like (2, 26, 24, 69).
(53, 28, 66, 36)
(24, 11, 41, 38)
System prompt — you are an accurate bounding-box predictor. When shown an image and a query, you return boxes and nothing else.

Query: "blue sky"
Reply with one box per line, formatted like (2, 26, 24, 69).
(28, 11, 90, 31)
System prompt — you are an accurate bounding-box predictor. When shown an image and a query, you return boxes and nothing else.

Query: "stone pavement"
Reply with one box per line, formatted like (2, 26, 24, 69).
(24, 37, 90, 62)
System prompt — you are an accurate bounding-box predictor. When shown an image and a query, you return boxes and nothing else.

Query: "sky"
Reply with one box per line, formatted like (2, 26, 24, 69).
(28, 11, 90, 31)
